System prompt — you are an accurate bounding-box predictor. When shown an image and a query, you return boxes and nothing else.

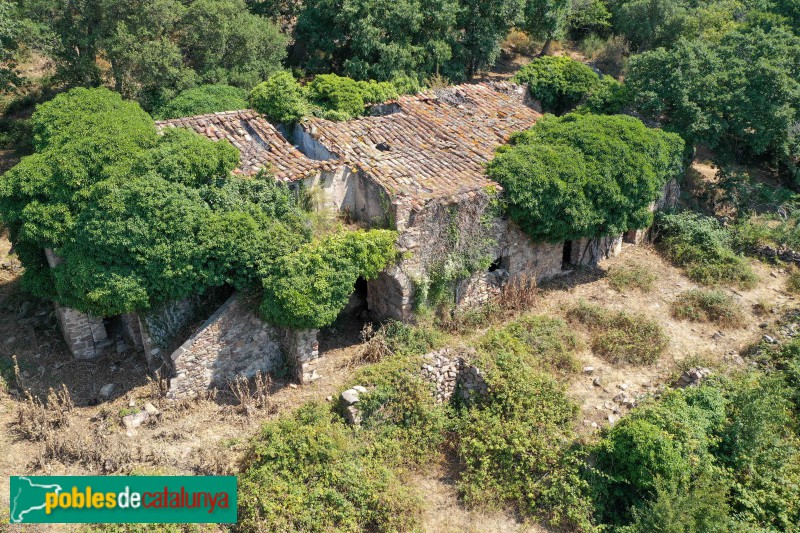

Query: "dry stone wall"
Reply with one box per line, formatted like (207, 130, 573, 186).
(421, 348, 488, 403)
(166, 293, 321, 399)
(167, 295, 283, 398)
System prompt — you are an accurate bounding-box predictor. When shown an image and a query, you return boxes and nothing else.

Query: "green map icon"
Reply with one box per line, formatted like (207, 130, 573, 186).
(10, 476, 64, 523)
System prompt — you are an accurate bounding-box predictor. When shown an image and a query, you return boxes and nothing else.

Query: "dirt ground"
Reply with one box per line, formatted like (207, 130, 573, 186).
(0, 225, 791, 532)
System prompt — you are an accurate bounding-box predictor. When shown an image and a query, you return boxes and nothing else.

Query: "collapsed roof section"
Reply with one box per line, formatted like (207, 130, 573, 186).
(155, 110, 336, 181)
(299, 82, 542, 206)
(156, 82, 541, 205)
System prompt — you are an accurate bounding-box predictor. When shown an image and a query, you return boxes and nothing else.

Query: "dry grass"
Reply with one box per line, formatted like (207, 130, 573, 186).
(227, 372, 274, 417)
(350, 322, 394, 366)
(607, 263, 657, 292)
(499, 275, 538, 313)
(568, 301, 668, 365)
(671, 289, 745, 327)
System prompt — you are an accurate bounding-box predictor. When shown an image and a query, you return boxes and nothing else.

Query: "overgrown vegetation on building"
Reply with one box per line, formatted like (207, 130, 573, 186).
(0, 88, 396, 328)
(488, 113, 684, 243)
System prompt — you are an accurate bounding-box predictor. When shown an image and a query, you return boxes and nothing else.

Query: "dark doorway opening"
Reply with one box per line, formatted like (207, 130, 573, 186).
(318, 276, 371, 353)
(488, 256, 502, 272)
(562, 241, 573, 270)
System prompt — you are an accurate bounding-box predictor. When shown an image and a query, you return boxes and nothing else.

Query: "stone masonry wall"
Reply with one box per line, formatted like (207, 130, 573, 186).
(44, 248, 108, 359)
(53, 304, 107, 359)
(167, 295, 283, 398)
(421, 348, 488, 403)
(166, 293, 321, 399)
(571, 234, 624, 267)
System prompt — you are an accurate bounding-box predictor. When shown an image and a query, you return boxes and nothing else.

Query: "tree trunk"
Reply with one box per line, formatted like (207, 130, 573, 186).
(539, 38, 554, 56)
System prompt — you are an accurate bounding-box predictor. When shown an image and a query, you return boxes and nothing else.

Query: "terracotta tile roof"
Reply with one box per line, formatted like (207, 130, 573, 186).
(155, 110, 334, 181)
(301, 82, 541, 202)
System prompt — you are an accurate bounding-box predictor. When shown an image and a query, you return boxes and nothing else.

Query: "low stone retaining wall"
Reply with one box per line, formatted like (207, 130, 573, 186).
(753, 245, 800, 266)
(421, 348, 488, 403)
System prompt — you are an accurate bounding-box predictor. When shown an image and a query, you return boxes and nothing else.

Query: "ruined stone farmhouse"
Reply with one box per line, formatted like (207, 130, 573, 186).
(52, 81, 677, 398)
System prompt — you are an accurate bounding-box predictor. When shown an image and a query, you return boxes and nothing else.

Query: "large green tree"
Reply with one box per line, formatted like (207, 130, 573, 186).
(18, 0, 288, 110)
(487, 113, 684, 242)
(627, 22, 800, 180)
(521, 0, 572, 55)
(295, 0, 460, 81)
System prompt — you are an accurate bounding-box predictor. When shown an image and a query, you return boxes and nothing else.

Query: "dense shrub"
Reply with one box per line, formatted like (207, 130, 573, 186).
(512, 56, 602, 114)
(657, 211, 758, 288)
(456, 321, 589, 530)
(579, 76, 632, 114)
(488, 113, 684, 243)
(249, 72, 309, 123)
(260, 230, 398, 329)
(671, 289, 745, 326)
(239, 403, 423, 532)
(307, 74, 399, 120)
(568, 301, 668, 365)
(478, 315, 581, 376)
(590, 364, 800, 530)
(592, 385, 727, 524)
(349, 353, 452, 463)
(152, 85, 249, 120)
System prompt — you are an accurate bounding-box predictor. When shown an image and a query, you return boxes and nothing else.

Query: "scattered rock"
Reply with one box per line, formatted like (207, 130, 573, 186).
(608, 414, 619, 425)
(340, 388, 361, 406)
(325, 395, 333, 402)
(344, 406, 362, 425)
(582, 366, 594, 375)
(712, 331, 724, 340)
(128, 398, 136, 408)
(592, 377, 602, 387)
(122, 410, 149, 430)
(763, 334, 777, 344)
(288, 383, 298, 389)
(353, 385, 368, 394)
(143, 402, 159, 416)
(677, 367, 712, 388)
(618, 383, 629, 390)
(99, 383, 115, 398)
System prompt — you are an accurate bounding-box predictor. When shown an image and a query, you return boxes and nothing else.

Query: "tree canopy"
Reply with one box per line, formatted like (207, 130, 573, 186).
(487, 113, 684, 242)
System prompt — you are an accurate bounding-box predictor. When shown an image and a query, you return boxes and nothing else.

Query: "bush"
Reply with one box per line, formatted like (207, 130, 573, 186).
(568, 301, 667, 365)
(671, 289, 745, 327)
(249, 71, 308, 123)
(260, 229, 398, 329)
(478, 314, 581, 376)
(152, 85, 249, 120)
(456, 330, 588, 530)
(488, 113, 684, 243)
(308, 74, 367, 119)
(348, 353, 451, 464)
(580, 76, 632, 114)
(607, 263, 657, 292)
(512, 56, 602, 114)
(239, 403, 423, 532)
(788, 269, 800, 294)
(592, 385, 727, 524)
(658, 212, 758, 289)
